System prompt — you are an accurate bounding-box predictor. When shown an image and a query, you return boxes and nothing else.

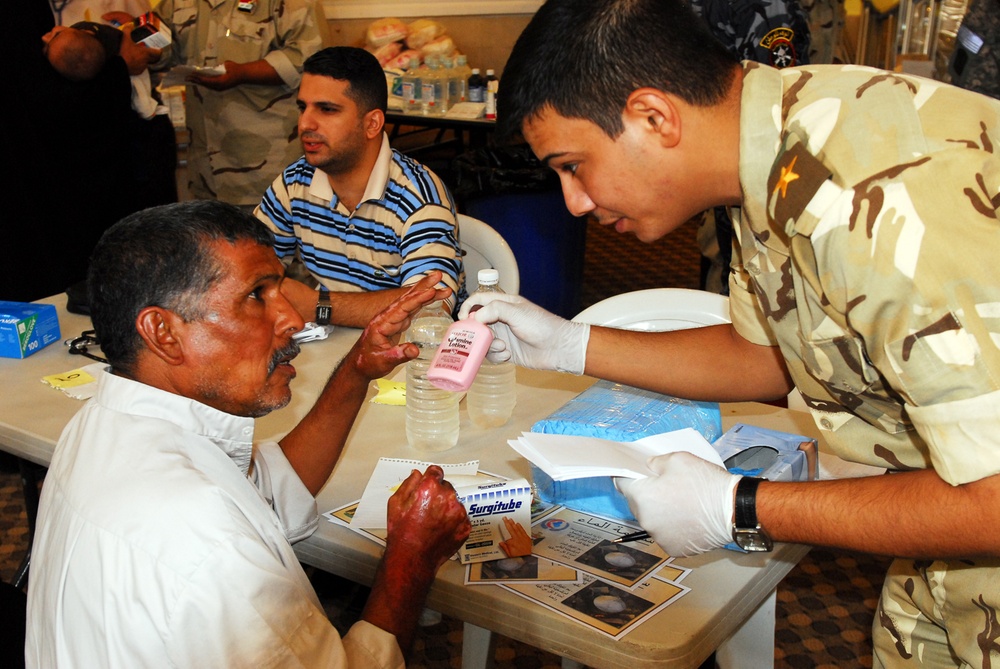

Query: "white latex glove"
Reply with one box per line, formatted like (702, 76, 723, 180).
(617, 452, 741, 557)
(458, 293, 590, 375)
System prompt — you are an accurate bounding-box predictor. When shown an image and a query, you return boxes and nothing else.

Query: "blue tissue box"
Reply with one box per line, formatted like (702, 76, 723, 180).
(529, 380, 723, 521)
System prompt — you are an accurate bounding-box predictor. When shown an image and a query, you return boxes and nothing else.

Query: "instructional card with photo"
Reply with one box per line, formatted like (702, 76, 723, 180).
(466, 554, 581, 585)
(530, 508, 670, 588)
(502, 572, 689, 639)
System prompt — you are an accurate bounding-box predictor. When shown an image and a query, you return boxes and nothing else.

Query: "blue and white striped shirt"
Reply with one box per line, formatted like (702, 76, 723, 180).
(256, 134, 466, 311)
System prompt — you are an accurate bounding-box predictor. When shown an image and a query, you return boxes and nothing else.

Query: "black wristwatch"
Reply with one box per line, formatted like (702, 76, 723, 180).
(315, 287, 331, 326)
(732, 477, 773, 552)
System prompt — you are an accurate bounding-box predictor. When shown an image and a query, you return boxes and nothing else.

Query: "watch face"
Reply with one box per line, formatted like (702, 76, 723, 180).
(733, 528, 774, 552)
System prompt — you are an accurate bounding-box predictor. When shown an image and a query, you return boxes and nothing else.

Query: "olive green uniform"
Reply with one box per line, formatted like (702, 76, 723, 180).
(158, 0, 322, 206)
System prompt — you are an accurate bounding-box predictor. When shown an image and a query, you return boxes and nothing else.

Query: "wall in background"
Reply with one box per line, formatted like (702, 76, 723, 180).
(320, 13, 534, 76)
(322, 1, 541, 19)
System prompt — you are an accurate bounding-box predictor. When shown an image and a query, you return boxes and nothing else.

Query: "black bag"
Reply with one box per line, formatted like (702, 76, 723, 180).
(65, 280, 91, 316)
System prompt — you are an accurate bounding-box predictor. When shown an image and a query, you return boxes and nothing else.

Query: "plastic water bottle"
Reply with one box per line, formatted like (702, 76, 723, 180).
(420, 55, 444, 116)
(466, 269, 517, 428)
(405, 302, 460, 451)
(401, 57, 422, 113)
(451, 54, 471, 105)
(468, 67, 486, 104)
(431, 57, 449, 115)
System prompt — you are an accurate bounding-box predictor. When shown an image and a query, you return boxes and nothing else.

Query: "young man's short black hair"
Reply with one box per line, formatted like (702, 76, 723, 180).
(498, 0, 739, 140)
(303, 46, 389, 114)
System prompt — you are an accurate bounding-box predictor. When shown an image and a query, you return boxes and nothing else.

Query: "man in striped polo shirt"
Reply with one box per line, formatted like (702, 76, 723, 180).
(256, 46, 466, 328)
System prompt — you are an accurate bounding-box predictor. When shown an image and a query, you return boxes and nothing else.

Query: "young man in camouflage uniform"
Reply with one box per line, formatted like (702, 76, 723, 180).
(459, 0, 1000, 666)
(151, 0, 323, 207)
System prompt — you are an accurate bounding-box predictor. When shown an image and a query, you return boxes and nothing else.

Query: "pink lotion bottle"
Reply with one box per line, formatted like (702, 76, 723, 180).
(426, 316, 494, 392)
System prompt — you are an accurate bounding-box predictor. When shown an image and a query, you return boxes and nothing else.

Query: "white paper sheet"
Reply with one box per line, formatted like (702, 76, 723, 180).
(508, 428, 724, 481)
(349, 458, 491, 529)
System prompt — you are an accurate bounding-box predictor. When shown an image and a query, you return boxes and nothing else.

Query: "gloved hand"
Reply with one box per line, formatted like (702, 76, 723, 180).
(616, 452, 740, 557)
(458, 293, 590, 375)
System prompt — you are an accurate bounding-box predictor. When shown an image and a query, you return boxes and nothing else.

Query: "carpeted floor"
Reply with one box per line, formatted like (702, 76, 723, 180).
(0, 208, 891, 668)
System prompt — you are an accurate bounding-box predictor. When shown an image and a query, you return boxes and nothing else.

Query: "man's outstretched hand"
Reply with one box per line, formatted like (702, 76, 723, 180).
(344, 271, 451, 381)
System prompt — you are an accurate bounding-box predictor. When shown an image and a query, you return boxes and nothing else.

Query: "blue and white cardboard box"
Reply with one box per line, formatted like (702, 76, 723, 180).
(0, 301, 61, 359)
(714, 423, 818, 482)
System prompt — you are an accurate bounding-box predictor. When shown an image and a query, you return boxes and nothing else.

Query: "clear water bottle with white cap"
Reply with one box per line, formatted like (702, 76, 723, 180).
(405, 302, 460, 451)
(466, 269, 517, 428)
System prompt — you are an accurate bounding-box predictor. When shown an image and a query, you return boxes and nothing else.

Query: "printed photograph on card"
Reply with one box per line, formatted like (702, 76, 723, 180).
(530, 508, 669, 588)
(466, 555, 581, 585)
(503, 572, 689, 639)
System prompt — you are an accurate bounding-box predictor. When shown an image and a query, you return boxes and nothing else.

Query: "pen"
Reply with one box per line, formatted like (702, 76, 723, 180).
(612, 530, 650, 544)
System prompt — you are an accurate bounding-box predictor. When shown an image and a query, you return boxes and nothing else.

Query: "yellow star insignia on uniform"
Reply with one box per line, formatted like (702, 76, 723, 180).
(768, 143, 833, 232)
(773, 155, 800, 198)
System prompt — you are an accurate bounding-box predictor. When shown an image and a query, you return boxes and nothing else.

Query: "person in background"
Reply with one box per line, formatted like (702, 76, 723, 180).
(2, 0, 136, 302)
(120, 0, 323, 208)
(690, 0, 811, 295)
(948, 0, 1000, 100)
(256, 46, 466, 328)
(460, 0, 1000, 666)
(42, 18, 178, 210)
(799, 0, 846, 64)
(25, 201, 471, 667)
(49, 0, 151, 26)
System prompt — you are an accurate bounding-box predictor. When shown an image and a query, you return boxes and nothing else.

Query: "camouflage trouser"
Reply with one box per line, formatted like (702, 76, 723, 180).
(873, 558, 1000, 668)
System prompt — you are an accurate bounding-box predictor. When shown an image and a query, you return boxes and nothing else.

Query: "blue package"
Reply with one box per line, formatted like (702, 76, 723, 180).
(529, 464, 636, 520)
(528, 380, 722, 521)
(531, 379, 722, 442)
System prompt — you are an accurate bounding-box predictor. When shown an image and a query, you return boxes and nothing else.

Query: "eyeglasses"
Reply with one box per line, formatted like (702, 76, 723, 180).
(65, 330, 108, 364)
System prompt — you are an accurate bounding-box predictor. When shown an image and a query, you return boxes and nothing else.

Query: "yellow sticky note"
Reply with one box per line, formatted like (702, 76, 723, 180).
(42, 368, 96, 389)
(372, 378, 407, 406)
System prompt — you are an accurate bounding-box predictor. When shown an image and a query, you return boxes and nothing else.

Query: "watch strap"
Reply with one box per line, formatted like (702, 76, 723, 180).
(315, 287, 331, 326)
(734, 476, 763, 530)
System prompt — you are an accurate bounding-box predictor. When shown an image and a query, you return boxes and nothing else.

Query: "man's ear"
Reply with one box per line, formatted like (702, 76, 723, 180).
(135, 307, 186, 366)
(625, 88, 681, 148)
(365, 109, 385, 139)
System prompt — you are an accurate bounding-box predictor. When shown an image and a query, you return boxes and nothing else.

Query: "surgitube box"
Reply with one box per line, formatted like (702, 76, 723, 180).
(0, 301, 61, 359)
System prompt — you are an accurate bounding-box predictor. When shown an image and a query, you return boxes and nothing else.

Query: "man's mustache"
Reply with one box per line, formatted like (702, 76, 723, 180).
(268, 341, 301, 375)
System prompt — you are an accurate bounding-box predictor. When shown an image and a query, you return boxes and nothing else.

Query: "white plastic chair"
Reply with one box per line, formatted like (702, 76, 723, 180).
(573, 287, 730, 331)
(575, 288, 808, 412)
(572, 287, 778, 669)
(457, 214, 520, 295)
